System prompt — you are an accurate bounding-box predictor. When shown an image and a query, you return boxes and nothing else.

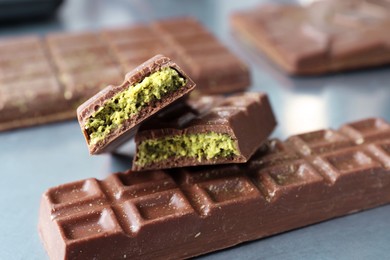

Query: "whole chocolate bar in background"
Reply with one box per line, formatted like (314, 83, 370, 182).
(0, 16, 249, 132)
(77, 55, 196, 155)
(133, 92, 276, 171)
(39, 117, 390, 259)
(230, 0, 390, 75)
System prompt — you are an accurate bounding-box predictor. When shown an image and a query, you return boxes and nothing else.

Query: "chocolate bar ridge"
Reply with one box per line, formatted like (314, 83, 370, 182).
(39, 118, 390, 259)
(77, 55, 196, 155)
(133, 92, 277, 171)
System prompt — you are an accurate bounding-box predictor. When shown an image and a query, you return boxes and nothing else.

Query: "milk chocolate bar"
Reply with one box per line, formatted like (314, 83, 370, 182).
(39, 117, 390, 259)
(77, 55, 196, 155)
(0, 17, 248, 131)
(231, 0, 390, 75)
(133, 92, 276, 171)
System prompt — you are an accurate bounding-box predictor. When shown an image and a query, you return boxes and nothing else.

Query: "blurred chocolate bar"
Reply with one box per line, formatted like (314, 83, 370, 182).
(0, 17, 249, 131)
(46, 32, 123, 102)
(231, 0, 390, 75)
(133, 92, 276, 171)
(103, 17, 250, 94)
(153, 17, 251, 94)
(39, 117, 390, 259)
(0, 36, 71, 131)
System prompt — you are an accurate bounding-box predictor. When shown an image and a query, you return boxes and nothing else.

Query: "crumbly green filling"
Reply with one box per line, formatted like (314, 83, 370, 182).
(85, 67, 186, 145)
(135, 132, 239, 166)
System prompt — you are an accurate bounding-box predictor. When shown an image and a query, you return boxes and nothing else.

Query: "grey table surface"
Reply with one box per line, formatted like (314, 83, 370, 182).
(1, 0, 390, 259)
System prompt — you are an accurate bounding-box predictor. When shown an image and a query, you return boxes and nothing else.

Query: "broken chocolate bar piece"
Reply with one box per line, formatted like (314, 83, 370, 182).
(77, 54, 196, 155)
(133, 92, 276, 171)
(231, 0, 390, 75)
(39, 117, 390, 259)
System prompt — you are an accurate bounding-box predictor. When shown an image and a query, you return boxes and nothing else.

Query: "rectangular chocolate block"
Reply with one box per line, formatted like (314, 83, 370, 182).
(230, 0, 390, 75)
(39, 117, 390, 259)
(0, 16, 248, 132)
(77, 55, 196, 155)
(133, 92, 276, 171)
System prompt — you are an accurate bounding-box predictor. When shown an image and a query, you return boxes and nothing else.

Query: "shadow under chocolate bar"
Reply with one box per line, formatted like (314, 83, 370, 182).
(230, 0, 390, 75)
(0, 16, 250, 132)
(39, 117, 390, 259)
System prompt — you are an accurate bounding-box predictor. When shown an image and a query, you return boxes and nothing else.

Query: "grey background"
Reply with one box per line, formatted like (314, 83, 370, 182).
(1, 0, 390, 259)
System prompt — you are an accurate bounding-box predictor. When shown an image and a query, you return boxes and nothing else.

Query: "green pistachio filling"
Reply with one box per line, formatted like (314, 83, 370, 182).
(135, 132, 239, 166)
(85, 67, 186, 145)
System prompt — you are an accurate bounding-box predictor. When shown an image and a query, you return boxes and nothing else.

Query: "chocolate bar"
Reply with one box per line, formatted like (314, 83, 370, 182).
(0, 17, 249, 131)
(77, 55, 196, 155)
(230, 0, 390, 75)
(133, 92, 276, 171)
(39, 117, 390, 259)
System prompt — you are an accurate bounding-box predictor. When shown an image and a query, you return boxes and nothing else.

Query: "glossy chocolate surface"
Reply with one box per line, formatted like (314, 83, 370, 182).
(39, 117, 390, 259)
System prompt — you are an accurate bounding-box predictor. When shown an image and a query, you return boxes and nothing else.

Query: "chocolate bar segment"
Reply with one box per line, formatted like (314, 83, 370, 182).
(133, 92, 276, 171)
(0, 36, 73, 131)
(105, 17, 251, 94)
(77, 55, 196, 155)
(230, 0, 390, 75)
(46, 32, 124, 102)
(153, 17, 250, 94)
(39, 117, 390, 259)
(102, 25, 175, 71)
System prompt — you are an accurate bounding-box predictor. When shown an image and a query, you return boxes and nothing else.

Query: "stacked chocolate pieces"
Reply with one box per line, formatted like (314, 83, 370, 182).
(39, 117, 390, 259)
(0, 17, 249, 131)
(39, 51, 278, 259)
(231, 0, 390, 75)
